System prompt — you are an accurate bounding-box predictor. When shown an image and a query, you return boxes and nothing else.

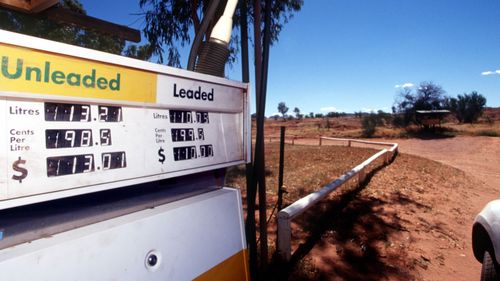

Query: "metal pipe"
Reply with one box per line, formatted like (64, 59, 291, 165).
(187, 0, 221, 71)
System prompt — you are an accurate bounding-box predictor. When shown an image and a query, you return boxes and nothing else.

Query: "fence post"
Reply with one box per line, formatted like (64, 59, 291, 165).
(278, 127, 285, 211)
(319, 136, 322, 146)
(277, 212, 292, 261)
(358, 168, 365, 184)
(348, 140, 351, 147)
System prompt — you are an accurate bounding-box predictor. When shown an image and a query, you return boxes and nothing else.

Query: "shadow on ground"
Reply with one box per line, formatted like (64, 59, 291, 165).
(270, 167, 417, 281)
(404, 127, 457, 140)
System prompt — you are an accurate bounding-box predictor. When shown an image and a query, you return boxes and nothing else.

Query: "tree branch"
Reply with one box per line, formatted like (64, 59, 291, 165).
(190, 0, 200, 34)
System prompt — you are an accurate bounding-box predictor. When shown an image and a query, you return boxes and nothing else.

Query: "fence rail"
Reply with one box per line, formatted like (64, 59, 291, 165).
(276, 137, 398, 261)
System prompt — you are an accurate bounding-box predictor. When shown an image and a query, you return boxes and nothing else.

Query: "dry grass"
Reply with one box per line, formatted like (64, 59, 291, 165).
(226, 141, 490, 280)
(229, 109, 500, 280)
(225, 143, 377, 210)
(256, 107, 500, 139)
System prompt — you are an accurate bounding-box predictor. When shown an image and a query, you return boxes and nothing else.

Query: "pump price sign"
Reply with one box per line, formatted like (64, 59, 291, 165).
(0, 30, 250, 209)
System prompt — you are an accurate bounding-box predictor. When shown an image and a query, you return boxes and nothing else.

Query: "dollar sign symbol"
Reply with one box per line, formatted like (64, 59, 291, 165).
(158, 147, 166, 164)
(12, 157, 28, 183)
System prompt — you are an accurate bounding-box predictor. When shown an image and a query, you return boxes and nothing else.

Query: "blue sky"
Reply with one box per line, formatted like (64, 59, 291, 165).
(82, 0, 500, 116)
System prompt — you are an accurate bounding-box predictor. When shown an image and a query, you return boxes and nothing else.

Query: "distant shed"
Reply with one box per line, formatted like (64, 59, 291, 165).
(416, 110, 450, 128)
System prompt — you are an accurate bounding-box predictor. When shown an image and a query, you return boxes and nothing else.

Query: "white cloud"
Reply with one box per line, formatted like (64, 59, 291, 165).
(496, 70, 500, 74)
(361, 107, 390, 113)
(482, 71, 495, 76)
(395, 83, 414, 89)
(320, 106, 338, 112)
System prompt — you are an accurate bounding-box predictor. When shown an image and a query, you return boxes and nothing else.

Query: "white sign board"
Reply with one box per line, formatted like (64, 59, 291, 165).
(0, 30, 250, 209)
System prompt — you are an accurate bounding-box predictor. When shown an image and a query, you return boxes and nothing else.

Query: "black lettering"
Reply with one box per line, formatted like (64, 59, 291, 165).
(172, 84, 215, 102)
(173, 83, 179, 97)
(208, 88, 214, 101)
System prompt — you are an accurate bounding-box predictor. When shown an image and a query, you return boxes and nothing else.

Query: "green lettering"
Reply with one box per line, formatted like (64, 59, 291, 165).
(97, 77, 108, 89)
(1, 56, 23, 79)
(44, 62, 50, 82)
(1, 58, 121, 92)
(109, 73, 120, 91)
(83, 69, 96, 88)
(51, 71, 65, 84)
(67, 73, 81, 86)
(26, 67, 41, 82)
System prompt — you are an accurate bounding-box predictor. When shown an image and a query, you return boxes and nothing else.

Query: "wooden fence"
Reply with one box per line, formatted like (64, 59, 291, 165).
(276, 137, 398, 261)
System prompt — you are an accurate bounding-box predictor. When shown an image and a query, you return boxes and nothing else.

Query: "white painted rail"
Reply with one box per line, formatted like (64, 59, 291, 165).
(276, 137, 398, 261)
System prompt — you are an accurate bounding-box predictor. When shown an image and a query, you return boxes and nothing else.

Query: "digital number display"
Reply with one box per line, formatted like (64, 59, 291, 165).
(171, 128, 195, 142)
(47, 154, 95, 177)
(45, 129, 93, 149)
(99, 106, 123, 122)
(41, 103, 218, 178)
(45, 103, 91, 122)
(200, 144, 214, 158)
(100, 129, 112, 146)
(173, 146, 197, 161)
(171, 128, 206, 142)
(196, 112, 209, 124)
(102, 151, 126, 170)
(197, 128, 205, 140)
(169, 110, 210, 124)
(170, 110, 192, 123)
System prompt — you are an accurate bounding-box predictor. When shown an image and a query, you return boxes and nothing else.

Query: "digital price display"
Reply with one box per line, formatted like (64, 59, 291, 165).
(45, 103, 91, 122)
(45, 129, 93, 148)
(47, 154, 95, 177)
(0, 30, 250, 209)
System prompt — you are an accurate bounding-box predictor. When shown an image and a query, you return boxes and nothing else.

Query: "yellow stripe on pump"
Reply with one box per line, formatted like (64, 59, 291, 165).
(0, 43, 157, 103)
(194, 249, 250, 281)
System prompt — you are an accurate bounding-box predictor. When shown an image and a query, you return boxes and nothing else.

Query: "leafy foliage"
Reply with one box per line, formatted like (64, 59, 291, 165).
(326, 111, 347, 118)
(293, 107, 301, 118)
(278, 101, 289, 119)
(139, 0, 303, 66)
(362, 113, 378, 137)
(393, 82, 448, 127)
(0, 0, 125, 55)
(448, 91, 486, 123)
(123, 44, 154, 60)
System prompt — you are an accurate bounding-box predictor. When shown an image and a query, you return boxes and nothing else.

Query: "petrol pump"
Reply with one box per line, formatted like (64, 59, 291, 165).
(0, 7, 251, 278)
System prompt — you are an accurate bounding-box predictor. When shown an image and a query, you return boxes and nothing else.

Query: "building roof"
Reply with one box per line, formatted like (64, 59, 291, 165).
(416, 110, 450, 114)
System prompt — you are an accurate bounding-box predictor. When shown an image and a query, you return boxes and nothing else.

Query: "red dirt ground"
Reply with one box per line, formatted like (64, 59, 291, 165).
(284, 136, 500, 281)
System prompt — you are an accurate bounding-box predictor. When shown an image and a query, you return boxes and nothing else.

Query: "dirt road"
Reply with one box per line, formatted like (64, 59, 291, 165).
(285, 136, 500, 280)
(393, 136, 500, 204)
(382, 136, 500, 280)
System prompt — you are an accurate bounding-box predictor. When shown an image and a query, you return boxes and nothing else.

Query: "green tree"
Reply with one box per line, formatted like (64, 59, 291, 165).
(449, 91, 487, 123)
(123, 44, 154, 60)
(362, 113, 378, 137)
(139, 0, 303, 66)
(393, 81, 448, 126)
(277, 102, 289, 120)
(376, 110, 392, 126)
(293, 107, 301, 119)
(0, 0, 125, 55)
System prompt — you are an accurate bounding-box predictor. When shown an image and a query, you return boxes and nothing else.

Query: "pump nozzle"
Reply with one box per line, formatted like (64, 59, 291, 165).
(193, 0, 239, 77)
